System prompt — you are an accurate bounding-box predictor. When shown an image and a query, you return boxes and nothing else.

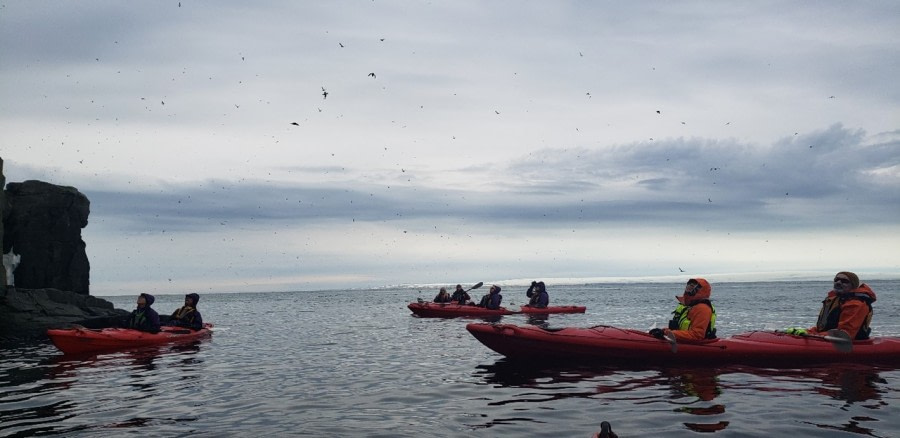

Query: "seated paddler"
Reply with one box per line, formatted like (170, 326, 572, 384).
(449, 284, 471, 305)
(649, 278, 716, 342)
(524, 281, 549, 308)
(477, 285, 503, 310)
(125, 293, 161, 333)
(433, 287, 452, 303)
(168, 292, 204, 330)
(784, 271, 876, 340)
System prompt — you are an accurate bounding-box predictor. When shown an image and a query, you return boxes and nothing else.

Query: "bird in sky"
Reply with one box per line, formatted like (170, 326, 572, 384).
(290, 122, 299, 126)
(679, 267, 685, 272)
(368, 72, 376, 78)
(321, 87, 328, 100)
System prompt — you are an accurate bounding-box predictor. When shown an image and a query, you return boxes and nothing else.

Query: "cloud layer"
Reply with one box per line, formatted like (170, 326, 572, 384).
(2, 2, 898, 294)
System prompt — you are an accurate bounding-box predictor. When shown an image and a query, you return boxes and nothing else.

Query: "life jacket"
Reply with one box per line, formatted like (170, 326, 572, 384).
(668, 300, 717, 339)
(450, 291, 470, 304)
(172, 306, 197, 322)
(815, 290, 875, 340)
(129, 309, 147, 329)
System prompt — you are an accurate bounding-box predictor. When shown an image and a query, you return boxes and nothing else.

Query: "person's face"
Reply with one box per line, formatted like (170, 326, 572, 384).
(684, 282, 700, 295)
(833, 274, 852, 292)
(185, 297, 194, 306)
(137, 296, 147, 307)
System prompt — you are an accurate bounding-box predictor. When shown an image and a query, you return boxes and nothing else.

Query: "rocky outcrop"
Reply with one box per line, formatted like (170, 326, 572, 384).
(0, 157, 6, 293)
(0, 287, 128, 339)
(3, 180, 91, 294)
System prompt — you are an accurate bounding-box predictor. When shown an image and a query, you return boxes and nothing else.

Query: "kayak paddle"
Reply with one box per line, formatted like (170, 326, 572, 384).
(777, 329, 853, 353)
(664, 331, 678, 353)
(819, 329, 853, 353)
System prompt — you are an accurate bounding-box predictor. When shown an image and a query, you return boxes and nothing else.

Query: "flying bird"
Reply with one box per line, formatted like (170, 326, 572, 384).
(656, 110, 661, 114)
(290, 122, 299, 126)
(368, 72, 376, 78)
(339, 42, 344, 47)
(679, 267, 685, 272)
(321, 87, 328, 100)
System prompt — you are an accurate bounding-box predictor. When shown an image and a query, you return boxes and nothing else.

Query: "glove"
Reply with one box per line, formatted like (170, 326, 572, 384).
(784, 327, 808, 336)
(649, 328, 665, 339)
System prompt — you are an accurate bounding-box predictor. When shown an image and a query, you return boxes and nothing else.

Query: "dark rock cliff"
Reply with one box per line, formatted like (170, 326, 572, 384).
(4, 180, 91, 294)
(0, 157, 6, 292)
(1, 158, 125, 339)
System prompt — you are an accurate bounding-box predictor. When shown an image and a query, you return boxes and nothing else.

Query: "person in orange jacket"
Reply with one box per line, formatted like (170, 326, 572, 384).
(649, 278, 716, 342)
(786, 271, 877, 340)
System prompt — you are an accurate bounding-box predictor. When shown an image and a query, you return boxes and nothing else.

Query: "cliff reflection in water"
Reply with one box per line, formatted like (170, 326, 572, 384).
(474, 360, 891, 434)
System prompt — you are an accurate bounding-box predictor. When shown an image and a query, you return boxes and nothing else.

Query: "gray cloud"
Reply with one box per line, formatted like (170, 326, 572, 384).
(53, 124, 894, 237)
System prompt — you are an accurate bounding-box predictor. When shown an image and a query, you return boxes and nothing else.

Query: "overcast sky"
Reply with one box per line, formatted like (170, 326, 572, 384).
(2, 1, 899, 296)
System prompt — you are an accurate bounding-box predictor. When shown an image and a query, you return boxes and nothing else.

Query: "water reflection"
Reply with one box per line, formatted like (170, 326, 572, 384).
(525, 314, 549, 327)
(0, 341, 207, 437)
(475, 360, 893, 434)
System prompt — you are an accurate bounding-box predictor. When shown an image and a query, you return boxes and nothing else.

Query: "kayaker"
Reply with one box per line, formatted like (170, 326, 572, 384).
(450, 284, 471, 305)
(649, 278, 716, 342)
(785, 271, 877, 340)
(524, 281, 549, 308)
(125, 293, 161, 333)
(433, 287, 452, 303)
(477, 285, 503, 310)
(168, 293, 204, 330)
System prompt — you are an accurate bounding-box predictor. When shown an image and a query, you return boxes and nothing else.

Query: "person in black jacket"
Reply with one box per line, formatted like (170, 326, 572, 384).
(168, 293, 204, 330)
(477, 285, 503, 310)
(125, 293, 161, 333)
(524, 281, 550, 308)
(449, 284, 471, 305)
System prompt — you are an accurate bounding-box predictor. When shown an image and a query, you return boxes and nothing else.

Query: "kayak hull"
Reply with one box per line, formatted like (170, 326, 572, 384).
(408, 302, 513, 318)
(47, 323, 214, 354)
(466, 323, 900, 366)
(408, 302, 585, 318)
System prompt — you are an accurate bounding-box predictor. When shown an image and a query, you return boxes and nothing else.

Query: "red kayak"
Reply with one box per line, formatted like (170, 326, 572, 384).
(408, 302, 513, 318)
(516, 305, 586, 314)
(47, 323, 214, 354)
(466, 323, 900, 366)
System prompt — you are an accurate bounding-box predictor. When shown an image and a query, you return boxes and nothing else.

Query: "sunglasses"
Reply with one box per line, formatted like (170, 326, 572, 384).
(833, 278, 850, 284)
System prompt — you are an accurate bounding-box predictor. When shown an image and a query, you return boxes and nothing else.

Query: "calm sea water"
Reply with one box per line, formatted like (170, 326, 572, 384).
(2, 280, 899, 437)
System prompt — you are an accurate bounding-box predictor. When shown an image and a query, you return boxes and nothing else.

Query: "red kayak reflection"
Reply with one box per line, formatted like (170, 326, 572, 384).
(474, 360, 892, 434)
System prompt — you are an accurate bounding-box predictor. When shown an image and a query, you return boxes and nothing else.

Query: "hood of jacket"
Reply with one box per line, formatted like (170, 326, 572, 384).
(140, 293, 156, 307)
(677, 278, 711, 305)
(186, 293, 200, 306)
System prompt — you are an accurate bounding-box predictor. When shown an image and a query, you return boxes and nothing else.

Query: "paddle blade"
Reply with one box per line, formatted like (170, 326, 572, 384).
(469, 282, 484, 290)
(824, 329, 853, 353)
(664, 331, 678, 353)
